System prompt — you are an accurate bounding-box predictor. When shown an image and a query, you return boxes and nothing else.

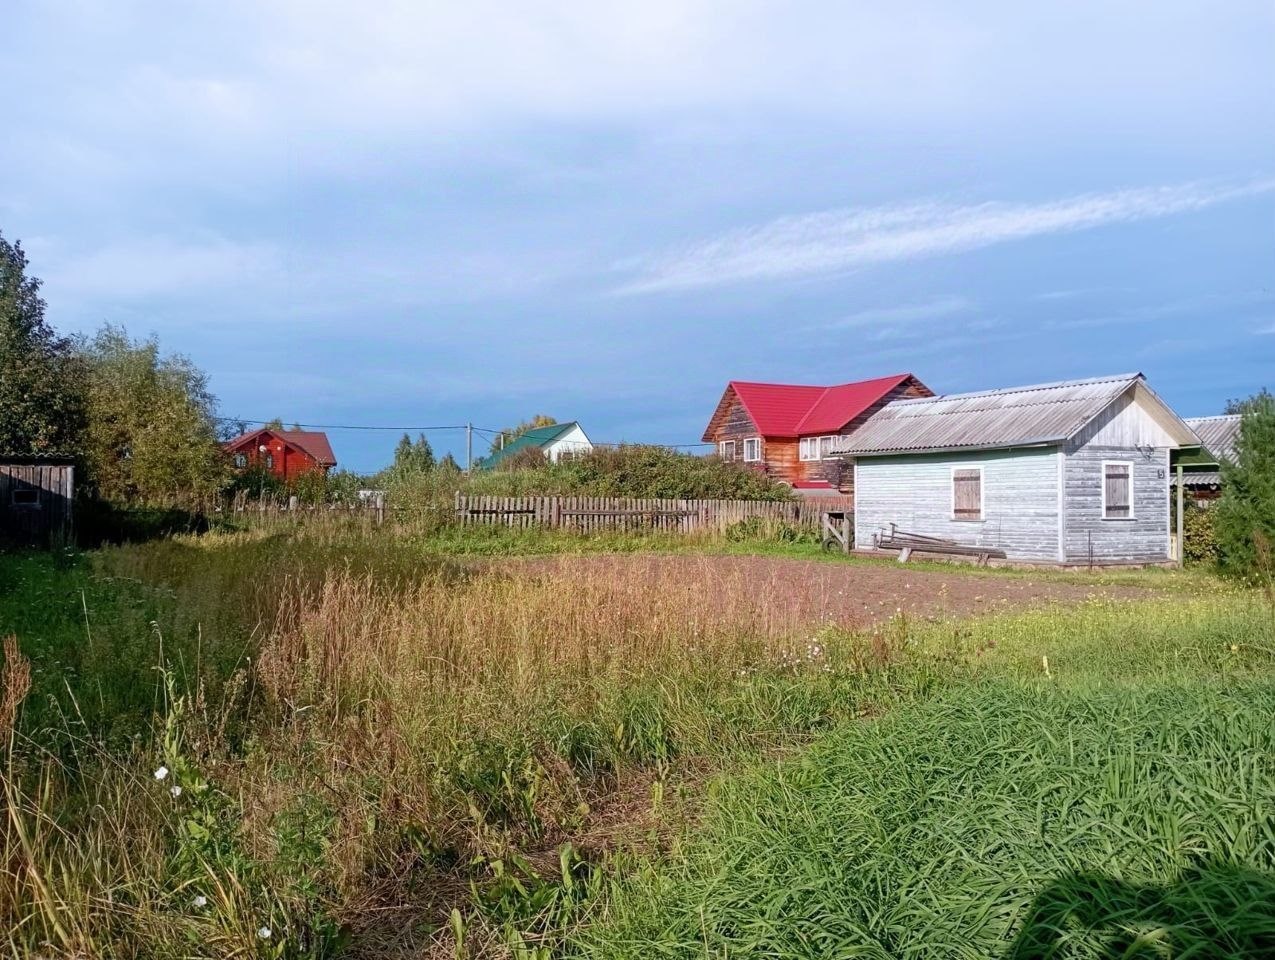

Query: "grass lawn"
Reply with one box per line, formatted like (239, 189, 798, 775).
(575, 600, 1275, 959)
(0, 526, 1271, 958)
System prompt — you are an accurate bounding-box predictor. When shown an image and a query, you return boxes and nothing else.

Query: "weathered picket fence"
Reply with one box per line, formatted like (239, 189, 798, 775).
(454, 492, 855, 534)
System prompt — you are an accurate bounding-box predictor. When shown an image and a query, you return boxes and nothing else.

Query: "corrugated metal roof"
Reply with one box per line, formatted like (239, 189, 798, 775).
(712, 374, 920, 439)
(1184, 415, 1241, 464)
(479, 421, 580, 469)
(1172, 470, 1222, 487)
(839, 373, 1144, 455)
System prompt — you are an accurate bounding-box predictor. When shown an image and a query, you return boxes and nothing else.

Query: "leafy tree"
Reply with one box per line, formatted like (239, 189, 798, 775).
(1214, 390, 1275, 577)
(492, 414, 557, 452)
(437, 452, 461, 475)
(78, 324, 228, 504)
(263, 417, 284, 430)
(0, 231, 88, 455)
(1225, 388, 1273, 416)
(384, 432, 436, 484)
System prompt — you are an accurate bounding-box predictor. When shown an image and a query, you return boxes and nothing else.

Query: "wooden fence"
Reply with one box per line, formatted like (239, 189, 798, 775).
(453, 492, 855, 534)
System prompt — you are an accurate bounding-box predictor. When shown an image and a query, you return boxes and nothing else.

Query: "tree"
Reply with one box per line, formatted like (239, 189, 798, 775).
(1214, 389, 1275, 577)
(0, 231, 88, 455)
(263, 417, 284, 430)
(388, 432, 435, 479)
(492, 414, 557, 452)
(78, 324, 228, 504)
(437, 452, 461, 475)
(1225, 388, 1273, 416)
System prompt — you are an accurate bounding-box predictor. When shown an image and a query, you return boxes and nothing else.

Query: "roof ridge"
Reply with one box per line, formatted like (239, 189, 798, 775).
(885, 373, 1140, 407)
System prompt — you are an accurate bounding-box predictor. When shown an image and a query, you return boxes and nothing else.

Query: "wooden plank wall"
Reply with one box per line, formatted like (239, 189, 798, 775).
(453, 492, 854, 534)
(0, 463, 74, 546)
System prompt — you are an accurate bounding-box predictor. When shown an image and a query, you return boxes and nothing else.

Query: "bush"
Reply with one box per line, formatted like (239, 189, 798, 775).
(1182, 504, 1220, 565)
(1214, 394, 1275, 578)
(473, 445, 795, 501)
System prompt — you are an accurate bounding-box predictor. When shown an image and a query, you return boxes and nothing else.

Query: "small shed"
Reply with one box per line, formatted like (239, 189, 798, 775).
(842, 374, 1200, 565)
(0, 456, 75, 547)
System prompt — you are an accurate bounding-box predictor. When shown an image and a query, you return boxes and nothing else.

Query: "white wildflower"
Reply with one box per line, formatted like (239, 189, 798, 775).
(192, 894, 208, 908)
(258, 926, 272, 940)
(153, 766, 169, 781)
(170, 785, 183, 798)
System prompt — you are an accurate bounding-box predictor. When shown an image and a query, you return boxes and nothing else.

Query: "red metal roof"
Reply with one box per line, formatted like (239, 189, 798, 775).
(225, 428, 337, 466)
(726, 374, 916, 438)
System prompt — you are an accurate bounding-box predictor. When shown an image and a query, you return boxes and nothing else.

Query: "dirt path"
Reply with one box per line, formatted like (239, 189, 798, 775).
(492, 553, 1158, 631)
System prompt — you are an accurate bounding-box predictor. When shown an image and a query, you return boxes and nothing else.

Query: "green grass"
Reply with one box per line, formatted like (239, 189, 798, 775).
(573, 598, 1275, 959)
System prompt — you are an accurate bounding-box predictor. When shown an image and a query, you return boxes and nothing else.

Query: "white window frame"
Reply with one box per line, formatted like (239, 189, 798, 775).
(1101, 460, 1135, 521)
(799, 435, 839, 461)
(743, 437, 761, 462)
(950, 465, 985, 522)
(718, 440, 736, 460)
(233, 453, 248, 468)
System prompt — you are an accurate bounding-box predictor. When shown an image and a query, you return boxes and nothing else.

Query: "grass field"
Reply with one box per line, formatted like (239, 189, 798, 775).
(0, 524, 1271, 958)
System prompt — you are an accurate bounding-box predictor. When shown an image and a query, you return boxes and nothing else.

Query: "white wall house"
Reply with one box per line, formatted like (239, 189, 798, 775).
(541, 422, 593, 462)
(840, 374, 1201, 565)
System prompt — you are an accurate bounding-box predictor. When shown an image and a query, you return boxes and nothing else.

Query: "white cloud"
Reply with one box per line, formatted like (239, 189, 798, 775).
(829, 296, 973, 329)
(618, 179, 1275, 294)
(1257, 321, 1275, 335)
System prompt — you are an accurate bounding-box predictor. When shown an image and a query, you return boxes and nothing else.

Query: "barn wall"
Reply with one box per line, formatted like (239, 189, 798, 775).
(853, 447, 1062, 561)
(1062, 443, 1171, 562)
(0, 463, 74, 546)
(545, 424, 593, 461)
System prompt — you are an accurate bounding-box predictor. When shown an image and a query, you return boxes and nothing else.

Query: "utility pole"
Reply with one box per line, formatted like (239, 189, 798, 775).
(466, 422, 473, 474)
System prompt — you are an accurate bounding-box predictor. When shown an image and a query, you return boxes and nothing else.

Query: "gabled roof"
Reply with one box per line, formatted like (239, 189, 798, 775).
(841, 373, 1198, 456)
(225, 427, 337, 466)
(703, 374, 921, 440)
(480, 421, 583, 469)
(1184, 415, 1241, 465)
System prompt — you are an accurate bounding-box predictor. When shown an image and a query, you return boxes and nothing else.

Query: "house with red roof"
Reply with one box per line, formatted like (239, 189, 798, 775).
(701, 374, 932, 493)
(224, 427, 337, 482)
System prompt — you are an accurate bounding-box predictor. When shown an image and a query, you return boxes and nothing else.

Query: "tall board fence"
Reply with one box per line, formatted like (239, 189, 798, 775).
(453, 492, 855, 534)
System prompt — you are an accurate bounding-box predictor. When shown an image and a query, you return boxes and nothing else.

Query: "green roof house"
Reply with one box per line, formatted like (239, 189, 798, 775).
(479, 421, 593, 470)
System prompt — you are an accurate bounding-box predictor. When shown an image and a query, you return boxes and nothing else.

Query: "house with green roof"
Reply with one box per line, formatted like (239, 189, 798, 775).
(478, 421, 593, 470)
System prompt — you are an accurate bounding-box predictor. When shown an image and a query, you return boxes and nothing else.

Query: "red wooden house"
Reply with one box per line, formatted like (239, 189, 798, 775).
(224, 427, 337, 482)
(701, 374, 932, 493)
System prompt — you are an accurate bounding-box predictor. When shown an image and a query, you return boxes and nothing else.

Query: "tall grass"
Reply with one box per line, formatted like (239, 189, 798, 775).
(1, 528, 1269, 958)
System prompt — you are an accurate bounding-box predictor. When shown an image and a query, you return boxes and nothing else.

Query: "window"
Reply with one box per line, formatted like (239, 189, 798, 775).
(743, 437, 761, 462)
(952, 467, 983, 521)
(800, 436, 838, 460)
(233, 453, 248, 468)
(264, 454, 275, 469)
(1103, 461, 1133, 519)
(11, 489, 38, 506)
(718, 440, 736, 460)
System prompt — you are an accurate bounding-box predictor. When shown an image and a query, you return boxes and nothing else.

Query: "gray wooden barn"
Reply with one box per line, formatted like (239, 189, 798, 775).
(0, 456, 75, 547)
(840, 374, 1200, 565)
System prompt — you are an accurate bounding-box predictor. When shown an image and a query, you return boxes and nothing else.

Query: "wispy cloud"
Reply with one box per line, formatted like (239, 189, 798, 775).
(828, 295, 973, 328)
(618, 179, 1275, 294)
(1257, 321, 1275, 335)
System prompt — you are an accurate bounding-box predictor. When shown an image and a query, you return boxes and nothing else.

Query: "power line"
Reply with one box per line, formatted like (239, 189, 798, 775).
(217, 416, 498, 433)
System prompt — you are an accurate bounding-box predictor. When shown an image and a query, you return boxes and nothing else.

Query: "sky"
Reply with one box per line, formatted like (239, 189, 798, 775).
(2, 1, 1273, 472)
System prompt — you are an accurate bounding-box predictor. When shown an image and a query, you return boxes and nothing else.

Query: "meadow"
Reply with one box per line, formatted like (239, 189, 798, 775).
(0, 522, 1271, 958)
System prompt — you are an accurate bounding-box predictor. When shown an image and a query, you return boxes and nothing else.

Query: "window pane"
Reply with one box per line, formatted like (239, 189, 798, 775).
(819, 436, 833, 458)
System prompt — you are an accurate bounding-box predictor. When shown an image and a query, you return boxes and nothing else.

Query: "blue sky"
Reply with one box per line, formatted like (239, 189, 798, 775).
(2, 1, 1273, 472)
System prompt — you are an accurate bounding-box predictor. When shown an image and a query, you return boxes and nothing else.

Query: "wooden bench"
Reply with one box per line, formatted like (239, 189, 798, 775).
(873, 524, 1007, 567)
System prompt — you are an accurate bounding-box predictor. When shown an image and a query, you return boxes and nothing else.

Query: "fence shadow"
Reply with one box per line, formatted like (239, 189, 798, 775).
(1005, 862, 1275, 958)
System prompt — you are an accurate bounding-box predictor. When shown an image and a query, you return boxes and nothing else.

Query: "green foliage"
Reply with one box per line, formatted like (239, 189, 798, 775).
(0, 230, 88, 456)
(464, 445, 794, 500)
(1225, 387, 1273, 416)
(1214, 391, 1275, 577)
(78, 324, 228, 505)
(383, 432, 436, 483)
(1182, 503, 1220, 565)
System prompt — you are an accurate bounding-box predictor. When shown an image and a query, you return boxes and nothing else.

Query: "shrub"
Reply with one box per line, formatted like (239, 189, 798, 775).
(1182, 503, 1220, 565)
(1214, 393, 1275, 577)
